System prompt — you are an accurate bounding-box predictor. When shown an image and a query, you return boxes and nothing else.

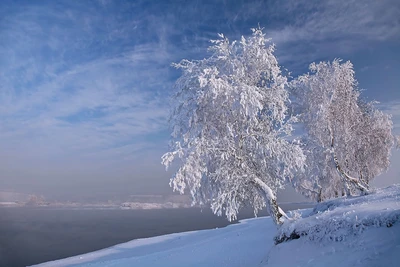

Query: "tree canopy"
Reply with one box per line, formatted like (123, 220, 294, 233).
(290, 60, 394, 201)
(162, 28, 305, 224)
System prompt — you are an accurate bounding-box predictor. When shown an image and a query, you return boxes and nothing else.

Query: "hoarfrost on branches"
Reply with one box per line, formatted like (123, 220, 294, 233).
(162, 28, 305, 225)
(291, 60, 394, 201)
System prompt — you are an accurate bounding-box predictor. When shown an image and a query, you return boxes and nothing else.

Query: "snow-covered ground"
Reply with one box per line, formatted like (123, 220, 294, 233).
(32, 185, 400, 267)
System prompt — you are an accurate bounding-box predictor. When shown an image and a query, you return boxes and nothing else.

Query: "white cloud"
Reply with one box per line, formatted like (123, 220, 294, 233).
(0, 2, 177, 170)
(262, 0, 400, 70)
(268, 0, 400, 44)
(0, 54, 170, 161)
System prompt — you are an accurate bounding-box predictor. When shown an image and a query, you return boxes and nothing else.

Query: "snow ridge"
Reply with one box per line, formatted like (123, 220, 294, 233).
(276, 184, 400, 243)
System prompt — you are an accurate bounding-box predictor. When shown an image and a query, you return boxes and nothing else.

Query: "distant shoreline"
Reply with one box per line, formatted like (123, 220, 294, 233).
(0, 201, 315, 211)
(0, 202, 191, 210)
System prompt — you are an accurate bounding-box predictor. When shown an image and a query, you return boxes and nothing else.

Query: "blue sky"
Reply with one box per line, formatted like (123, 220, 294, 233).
(1, 0, 399, 200)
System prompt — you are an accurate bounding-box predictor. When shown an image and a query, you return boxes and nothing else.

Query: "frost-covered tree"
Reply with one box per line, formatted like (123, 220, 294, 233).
(162, 28, 305, 225)
(352, 100, 394, 186)
(291, 60, 394, 201)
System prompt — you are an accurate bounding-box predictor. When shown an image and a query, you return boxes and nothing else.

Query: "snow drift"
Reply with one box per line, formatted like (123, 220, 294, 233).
(276, 184, 400, 243)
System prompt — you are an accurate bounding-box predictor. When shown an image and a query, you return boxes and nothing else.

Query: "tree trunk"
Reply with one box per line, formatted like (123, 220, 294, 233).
(253, 177, 286, 226)
(358, 171, 370, 191)
(317, 188, 323, 203)
(330, 134, 369, 196)
(331, 151, 369, 195)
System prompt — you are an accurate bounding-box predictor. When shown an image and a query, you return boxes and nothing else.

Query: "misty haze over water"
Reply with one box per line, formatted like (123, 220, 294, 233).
(0, 203, 313, 267)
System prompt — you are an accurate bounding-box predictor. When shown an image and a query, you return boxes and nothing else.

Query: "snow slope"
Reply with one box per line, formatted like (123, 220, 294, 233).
(32, 185, 400, 267)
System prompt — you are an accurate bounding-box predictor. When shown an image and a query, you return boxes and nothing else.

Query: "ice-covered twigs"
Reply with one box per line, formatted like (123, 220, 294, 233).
(275, 184, 400, 244)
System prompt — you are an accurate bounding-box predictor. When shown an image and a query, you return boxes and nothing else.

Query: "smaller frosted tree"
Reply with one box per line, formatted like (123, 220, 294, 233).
(291, 60, 394, 201)
(352, 100, 394, 186)
(162, 28, 305, 225)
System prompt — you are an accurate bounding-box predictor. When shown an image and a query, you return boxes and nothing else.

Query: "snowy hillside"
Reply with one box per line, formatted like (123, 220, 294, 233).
(33, 185, 400, 267)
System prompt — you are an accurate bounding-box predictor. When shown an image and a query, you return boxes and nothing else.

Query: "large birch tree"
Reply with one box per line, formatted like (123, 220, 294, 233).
(162, 28, 305, 225)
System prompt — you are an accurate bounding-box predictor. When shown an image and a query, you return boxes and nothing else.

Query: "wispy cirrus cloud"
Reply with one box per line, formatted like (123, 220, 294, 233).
(268, 0, 400, 43)
(0, 41, 170, 160)
(0, 1, 181, 191)
(262, 0, 400, 71)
